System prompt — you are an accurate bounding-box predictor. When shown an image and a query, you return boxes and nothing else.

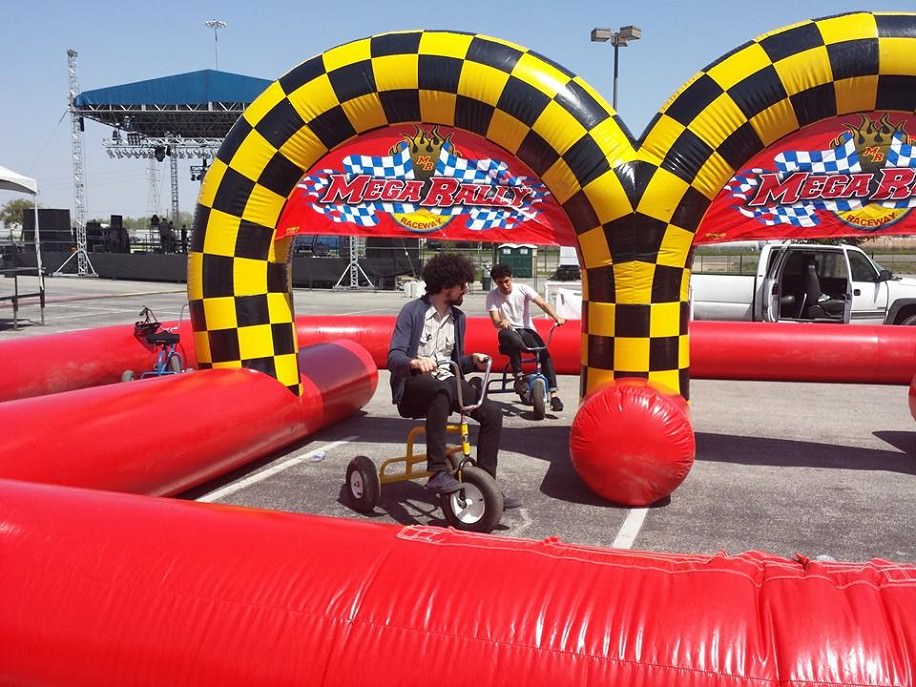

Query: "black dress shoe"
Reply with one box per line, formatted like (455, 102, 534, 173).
(502, 493, 522, 509)
(426, 471, 461, 494)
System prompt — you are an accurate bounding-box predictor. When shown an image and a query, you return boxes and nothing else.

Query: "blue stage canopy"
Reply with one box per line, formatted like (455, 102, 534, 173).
(72, 69, 272, 139)
(74, 70, 270, 107)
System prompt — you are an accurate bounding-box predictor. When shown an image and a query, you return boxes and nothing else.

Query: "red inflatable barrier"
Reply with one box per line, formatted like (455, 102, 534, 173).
(295, 315, 582, 374)
(0, 318, 196, 402)
(294, 317, 916, 386)
(690, 321, 916, 385)
(3, 317, 914, 405)
(910, 374, 916, 422)
(0, 340, 376, 495)
(2, 478, 915, 686)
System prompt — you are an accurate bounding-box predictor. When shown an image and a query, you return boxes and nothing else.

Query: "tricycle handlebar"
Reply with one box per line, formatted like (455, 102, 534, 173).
(441, 357, 492, 412)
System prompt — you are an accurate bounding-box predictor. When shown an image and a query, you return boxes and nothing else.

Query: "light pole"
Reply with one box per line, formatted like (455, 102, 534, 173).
(204, 19, 228, 70)
(590, 25, 642, 110)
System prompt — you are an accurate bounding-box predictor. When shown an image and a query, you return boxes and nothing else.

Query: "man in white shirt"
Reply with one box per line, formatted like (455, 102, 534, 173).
(485, 264, 565, 412)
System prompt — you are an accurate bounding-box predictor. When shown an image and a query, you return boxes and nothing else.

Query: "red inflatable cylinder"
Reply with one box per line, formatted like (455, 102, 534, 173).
(2, 478, 915, 686)
(0, 340, 376, 495)
(3, 318, 914, 406)
(690, 321, 916, 384)
(909, 373, 916, 422)
(0, 319, 196, 402)
(295, 315, 581, 373)
(295, 317, 916, 385)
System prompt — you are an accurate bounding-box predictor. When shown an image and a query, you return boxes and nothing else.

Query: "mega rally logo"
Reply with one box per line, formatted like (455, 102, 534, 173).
(726, 114, 916, 232)
(297, 125, 545, 233)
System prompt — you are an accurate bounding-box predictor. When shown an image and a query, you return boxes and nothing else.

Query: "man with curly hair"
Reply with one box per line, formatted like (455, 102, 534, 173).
(388, 252, 520, 508)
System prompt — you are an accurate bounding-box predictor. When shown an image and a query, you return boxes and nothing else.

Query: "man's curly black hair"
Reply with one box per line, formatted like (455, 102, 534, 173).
(421, 252, 476, 294)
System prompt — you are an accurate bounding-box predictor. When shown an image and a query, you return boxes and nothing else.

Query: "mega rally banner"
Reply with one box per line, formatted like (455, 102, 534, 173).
(276, 124, 576, 246)
(699, 112, 916, 244)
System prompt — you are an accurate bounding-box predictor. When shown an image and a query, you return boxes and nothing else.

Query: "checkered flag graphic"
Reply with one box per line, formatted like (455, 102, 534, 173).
(776, 133, 860, 175)
(885, 131, 916, 210)
(296, 145, 416, 224)
(298, 169, 377, 227)
(889, 130, 916, 168)
(429, 143, 546, 230)
(727, 130, 916, 228)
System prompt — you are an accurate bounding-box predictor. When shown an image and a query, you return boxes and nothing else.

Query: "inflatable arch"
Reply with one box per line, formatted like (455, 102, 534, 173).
(190, 12, 916, 402)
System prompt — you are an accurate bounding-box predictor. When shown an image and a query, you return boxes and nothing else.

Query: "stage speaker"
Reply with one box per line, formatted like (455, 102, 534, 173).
(22, 208, 73, 252)
(86, 220, 104, 252)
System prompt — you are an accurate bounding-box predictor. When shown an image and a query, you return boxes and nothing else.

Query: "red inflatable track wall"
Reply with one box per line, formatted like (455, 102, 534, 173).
(0, 319, 197, 401)
(690, 321, 916, 384)
(3, 317, 914, 403)
(2, 479, 914, 686)
(294, 317, 916, 385)
(0, 340, 376, 495)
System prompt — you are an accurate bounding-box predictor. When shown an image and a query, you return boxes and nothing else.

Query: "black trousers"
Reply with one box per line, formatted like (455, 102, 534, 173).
(397, 373, 502, 478)
(497, 327, 558, 390)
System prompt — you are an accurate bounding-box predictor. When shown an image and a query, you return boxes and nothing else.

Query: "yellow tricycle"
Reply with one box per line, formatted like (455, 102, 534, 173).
(345, 357, 504, 533)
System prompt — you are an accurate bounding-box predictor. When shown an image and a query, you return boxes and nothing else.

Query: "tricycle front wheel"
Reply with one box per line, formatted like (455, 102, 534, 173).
(440, 466, 503, 533)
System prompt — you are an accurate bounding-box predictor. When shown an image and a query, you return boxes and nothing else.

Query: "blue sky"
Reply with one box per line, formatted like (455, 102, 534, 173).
(2, 1, 914, 222)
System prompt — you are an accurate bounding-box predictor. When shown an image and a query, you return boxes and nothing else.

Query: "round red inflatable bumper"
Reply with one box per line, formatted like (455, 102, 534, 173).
(569, 380, 695, 505)
(909, 373, 916, 422)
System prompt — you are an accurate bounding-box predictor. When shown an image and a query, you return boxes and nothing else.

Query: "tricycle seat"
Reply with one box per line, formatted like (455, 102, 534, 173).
(145, 331, 179, 346)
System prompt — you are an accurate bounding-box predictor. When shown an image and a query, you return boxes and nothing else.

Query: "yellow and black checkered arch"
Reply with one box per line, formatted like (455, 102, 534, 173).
(578, 11, 916, 400)
(188, 29, 635, 394)
(188, 14, 916, 399)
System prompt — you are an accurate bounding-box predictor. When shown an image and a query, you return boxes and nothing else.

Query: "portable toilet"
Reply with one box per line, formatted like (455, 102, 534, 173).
(493, 243, 536, 278)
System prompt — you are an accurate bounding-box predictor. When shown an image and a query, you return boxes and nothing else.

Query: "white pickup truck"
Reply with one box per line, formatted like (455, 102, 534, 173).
(691, 242, 916, 325)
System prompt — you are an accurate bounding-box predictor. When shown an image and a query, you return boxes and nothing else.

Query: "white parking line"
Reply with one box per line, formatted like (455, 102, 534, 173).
(612, 508, 648, 549)
(196, 436, 357, 503)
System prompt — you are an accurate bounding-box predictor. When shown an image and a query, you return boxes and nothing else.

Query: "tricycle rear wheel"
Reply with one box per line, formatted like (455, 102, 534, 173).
(346, 455, 380, 513)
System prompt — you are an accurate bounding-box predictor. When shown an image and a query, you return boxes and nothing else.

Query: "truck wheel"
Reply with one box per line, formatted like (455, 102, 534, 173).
(901, 315, 916, 326)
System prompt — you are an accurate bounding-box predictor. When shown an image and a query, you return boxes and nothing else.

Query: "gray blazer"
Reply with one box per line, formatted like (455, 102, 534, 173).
(387, 295, 474, 405)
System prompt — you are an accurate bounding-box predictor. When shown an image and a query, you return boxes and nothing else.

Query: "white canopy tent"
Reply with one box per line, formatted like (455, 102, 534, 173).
(0, 164, 39, 195)
(0, 164, 42, 273)
(0, 164, 45, 326)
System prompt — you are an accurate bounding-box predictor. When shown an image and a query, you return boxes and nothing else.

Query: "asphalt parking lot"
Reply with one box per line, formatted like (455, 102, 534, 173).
(3, 274, 915, 563)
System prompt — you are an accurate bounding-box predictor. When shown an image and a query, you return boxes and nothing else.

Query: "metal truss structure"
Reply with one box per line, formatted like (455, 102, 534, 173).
(58, 49, 97, 277)
(69, 65, 263, 239)
(102, 135, 222, 222)
(334, 236, 373, 289)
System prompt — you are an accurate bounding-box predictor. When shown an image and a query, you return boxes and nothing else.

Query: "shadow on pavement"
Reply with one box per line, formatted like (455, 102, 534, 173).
(697, 432, 916, 474)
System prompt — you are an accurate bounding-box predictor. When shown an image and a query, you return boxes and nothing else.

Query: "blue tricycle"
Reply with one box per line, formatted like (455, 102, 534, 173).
(120, 306, 186, 381)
